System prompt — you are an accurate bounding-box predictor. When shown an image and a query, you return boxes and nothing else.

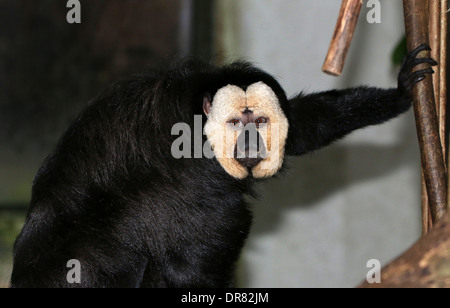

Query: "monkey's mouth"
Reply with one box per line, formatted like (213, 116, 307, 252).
(234, 144, 266, 170)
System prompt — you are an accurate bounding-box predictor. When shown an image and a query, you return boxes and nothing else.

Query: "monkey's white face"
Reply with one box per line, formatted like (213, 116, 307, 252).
(203, 82, 289, 179)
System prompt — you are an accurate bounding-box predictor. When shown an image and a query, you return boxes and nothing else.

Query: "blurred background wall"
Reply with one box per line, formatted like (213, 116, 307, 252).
(0, 0, 421, 288)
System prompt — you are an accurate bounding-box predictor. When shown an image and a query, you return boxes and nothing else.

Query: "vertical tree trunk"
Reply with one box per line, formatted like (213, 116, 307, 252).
(403, 0, 447, 224)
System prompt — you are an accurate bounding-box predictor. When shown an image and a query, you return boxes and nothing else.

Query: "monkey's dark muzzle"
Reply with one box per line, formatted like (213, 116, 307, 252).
(234, 126, 267, 168)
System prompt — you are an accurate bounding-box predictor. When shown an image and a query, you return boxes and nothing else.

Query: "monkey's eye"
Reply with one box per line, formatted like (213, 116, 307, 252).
(254, 117, 268, 128)
(229, 119, 243, 127)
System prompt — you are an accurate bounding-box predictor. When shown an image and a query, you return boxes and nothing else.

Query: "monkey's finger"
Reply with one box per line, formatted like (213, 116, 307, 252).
(411, 67, 435, 78)
(402, 44, 432, 68)
(405, 68, 435, 90)
(409, 44, 431, 60)
(410, 57, 439, 68)
(401, 57, 437, 77)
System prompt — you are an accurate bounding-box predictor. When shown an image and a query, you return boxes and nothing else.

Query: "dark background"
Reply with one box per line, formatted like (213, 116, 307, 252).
(0, 0, 215, 287)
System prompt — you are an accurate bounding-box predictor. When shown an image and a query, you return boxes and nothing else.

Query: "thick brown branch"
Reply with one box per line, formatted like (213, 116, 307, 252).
(403, 0, 447, 223)
(359, 212, 450, 288)
(440, 0, 448, 170)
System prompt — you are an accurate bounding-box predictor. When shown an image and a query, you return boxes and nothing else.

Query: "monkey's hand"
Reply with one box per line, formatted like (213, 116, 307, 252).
(397, 44, 437, 95)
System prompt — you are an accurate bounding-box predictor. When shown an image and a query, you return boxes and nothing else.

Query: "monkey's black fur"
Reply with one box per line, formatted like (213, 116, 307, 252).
(11, 45, 435, 287)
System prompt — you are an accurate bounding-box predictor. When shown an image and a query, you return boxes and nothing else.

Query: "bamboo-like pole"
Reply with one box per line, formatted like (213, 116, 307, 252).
(440, 0, 447, 170)
(429, 0, 441, 114)
(421, 169, 431, 234)
(429, 0, 447, 166)
(322, 0, 363, 76)
(423, 0, 441, 235)
(441, 0, 450, 212)
(403, 0, 447, 223)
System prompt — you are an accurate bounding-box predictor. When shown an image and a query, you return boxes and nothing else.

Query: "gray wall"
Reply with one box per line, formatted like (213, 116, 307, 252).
(215, 0, 421, 287)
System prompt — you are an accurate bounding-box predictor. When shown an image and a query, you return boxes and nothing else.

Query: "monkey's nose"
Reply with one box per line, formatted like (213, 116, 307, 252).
(236, 156, 263, 168)
(234, 127, 266, 168)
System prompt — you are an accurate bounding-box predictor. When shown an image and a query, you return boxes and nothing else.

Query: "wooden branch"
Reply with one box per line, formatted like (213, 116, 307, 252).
(429, 0, 441, 115)
(359, 211, 450, 288)
(440, 0, 447, 173)
(429, 0, 447, 169)
(441, 0, 450, 212)
(421, 169, 431, 234)
(404, 0, 447, 223)
(420, 0, 448, 235)
(322, 0, 363, 76)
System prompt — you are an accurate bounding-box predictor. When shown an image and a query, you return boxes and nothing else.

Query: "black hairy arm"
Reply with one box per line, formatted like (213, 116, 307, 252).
(285, 44, 437, 156)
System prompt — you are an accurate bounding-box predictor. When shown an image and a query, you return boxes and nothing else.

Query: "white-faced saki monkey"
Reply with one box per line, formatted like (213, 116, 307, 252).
(11, 44, 436, 287)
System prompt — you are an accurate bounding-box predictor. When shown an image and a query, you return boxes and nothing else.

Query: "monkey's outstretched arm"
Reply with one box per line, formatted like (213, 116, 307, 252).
(285, 44, 436, 156)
